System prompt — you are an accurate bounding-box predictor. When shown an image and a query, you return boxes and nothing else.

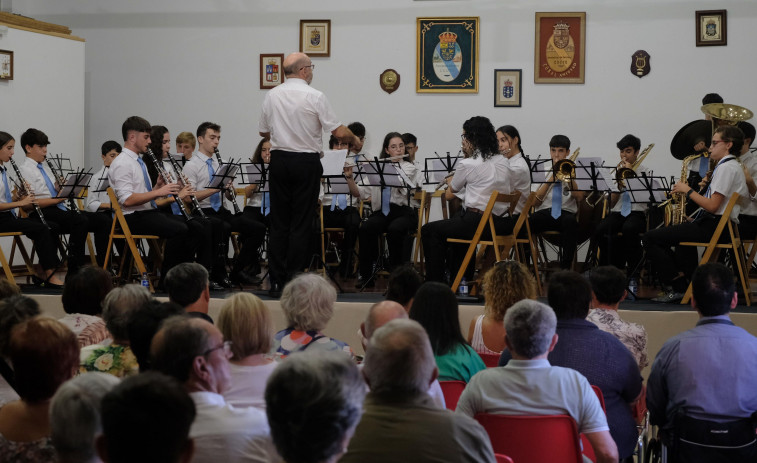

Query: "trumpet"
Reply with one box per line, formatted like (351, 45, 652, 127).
(45, 156, 80, 213)
(8, 158, 50, 229)
(213, 148, 241, 215)
(145, 148, 193, 221)
(166, 155, 206, 219)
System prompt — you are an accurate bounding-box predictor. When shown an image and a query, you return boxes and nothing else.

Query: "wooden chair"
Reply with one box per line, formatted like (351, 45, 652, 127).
(76, 194, 98, 266)
(412, 190, 432, 273)
(102, 188, 164, 292)
(439, 380, 466, 411)
(680, 192, 751, 305)
(0, 232, 36, 282)
(319, 203, 346, 278)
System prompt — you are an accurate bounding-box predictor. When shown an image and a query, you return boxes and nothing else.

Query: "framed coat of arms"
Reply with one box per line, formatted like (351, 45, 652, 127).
(300, 20, 331, 57)
(416, 17, 479, 93)
(534, 12, 586, 84)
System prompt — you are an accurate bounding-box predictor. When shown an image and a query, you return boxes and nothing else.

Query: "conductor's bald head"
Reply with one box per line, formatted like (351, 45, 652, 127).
(283, 52, 312, 83)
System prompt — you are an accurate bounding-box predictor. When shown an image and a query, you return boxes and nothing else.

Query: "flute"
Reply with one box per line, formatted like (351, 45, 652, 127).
(166, 155, 207, 219)
(144, 148, 193, 221)
(8, 158, 50, 229)
(213, 148, 241, 215)
(45, 157, 80, 213)
(434, 172, 455, 191)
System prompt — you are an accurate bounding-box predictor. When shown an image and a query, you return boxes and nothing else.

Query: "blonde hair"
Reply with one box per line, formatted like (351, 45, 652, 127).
(482, 260, 537, 321)
(175, 131, 196, 148)
(217, 293, 273, 360)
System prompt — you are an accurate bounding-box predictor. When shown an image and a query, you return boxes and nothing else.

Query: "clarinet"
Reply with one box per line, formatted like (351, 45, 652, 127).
(45, 157, 80, 213)
(8, 158, 50, 229)
(213, 148, 241, 215)
(166, 155, 207, 219)
(144, 148, 193, 222)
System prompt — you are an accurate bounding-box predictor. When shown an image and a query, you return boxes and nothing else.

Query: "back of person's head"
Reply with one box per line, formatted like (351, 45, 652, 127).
(20, 128, 50, 153)
(165, 263, 209, 308)
(409, 282, 466, 356)
(549, 134, 571, 150)
(504, 300, 557, 359)
(101, 140, 122, 156)
(616, 134, 641, 152)
(0, 294, 40, 357)
(692, 263, 736, 316)
(51, 372, 120, 463)
(128, 300, 185, 372)
(589, 266, 627, 305)
(401, 132, 417, 146)
(62, 265, 114, 316)
(101, 285, 152, 343)
(482, 260, 537, 321)
(196, 121, 221, 138)
(715, 125, 746, 156)
(328, 134, 339, 149)
(217, 293, 273, 360)
(10, 316, 78, 403)
(150, 316, 210, 383)
(176, 131, 196, 148)
(0, 279, 20, 301)
(462, 115, 498, 157)
(265, 351, 365, 463)
(737, 121, 756, 144)
(98, 371, 195, 463)
(364, 300, 407, 340)
(121, 116, 151, 141)
(347, 122, 366, 139)
(280, 273, 336, 331)
(364, 318, 435, 396)
(547, 271, 592, 320)
(702, 93, 723, 105)
(385, 265, 422, 308)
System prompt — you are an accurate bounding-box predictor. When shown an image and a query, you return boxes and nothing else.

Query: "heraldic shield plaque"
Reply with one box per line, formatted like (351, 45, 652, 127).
(534, 12, 586, 84)
(417, 17, 479, 93)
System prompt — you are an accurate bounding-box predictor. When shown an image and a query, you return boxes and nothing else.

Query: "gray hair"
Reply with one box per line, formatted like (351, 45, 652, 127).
(280, 273, 336, 331)
(50, 373, 120, 463)
(102, 285, 152, 341)
(265, 351, 365, 463)
(504, 300, 557, 359)
(363, 319, 435, 396)
(364, 300, 407, 339)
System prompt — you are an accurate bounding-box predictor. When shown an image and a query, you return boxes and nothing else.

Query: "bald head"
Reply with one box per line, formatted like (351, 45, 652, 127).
(283, 52, 311, 77)
(364, 301, 407, 340)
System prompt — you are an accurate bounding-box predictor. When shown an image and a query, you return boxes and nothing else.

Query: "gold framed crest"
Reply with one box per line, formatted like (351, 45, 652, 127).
(534, 12, 586, 84)
(299, 20, 331, 57)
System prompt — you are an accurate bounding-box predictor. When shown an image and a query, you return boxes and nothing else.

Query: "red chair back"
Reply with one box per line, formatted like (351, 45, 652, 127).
(591, 385, 606, 412)
(439, 380, 466, 411)
(474, 413, 584, 463)
(479, 352, 501, 368)
(494, 454, 514, 463)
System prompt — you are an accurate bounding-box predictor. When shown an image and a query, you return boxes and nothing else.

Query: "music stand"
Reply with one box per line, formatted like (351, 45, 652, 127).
(423, 151, 461, 185)
(206, 160, 240, 190)
(57, 169, 93, 212)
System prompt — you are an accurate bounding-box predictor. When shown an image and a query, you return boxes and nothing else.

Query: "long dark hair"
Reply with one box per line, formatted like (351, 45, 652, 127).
(252, 138, 270, 164)
(146, 125, 169, 185)
(496, 125, 524, 156)
(409, 282, 468, 355)
(0, 132, 13, 149)
(463, 116, 498, 160)
(380, 132, 403, 159)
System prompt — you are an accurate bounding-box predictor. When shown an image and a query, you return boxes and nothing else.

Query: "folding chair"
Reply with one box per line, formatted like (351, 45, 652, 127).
(0, 232, 36, 282)
(76, 195, 98, 266)
(319, 204, 346, 277)
(412, 190, 432, 273)
(680, 192, 751, 305)
(439, 380, 466, 411)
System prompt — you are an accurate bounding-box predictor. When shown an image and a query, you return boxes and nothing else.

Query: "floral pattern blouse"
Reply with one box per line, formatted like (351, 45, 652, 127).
(272, 328, 354, 360)
(0, 434, 57, 462)
(587, 308, 649, 370)
(79, 343, 139, 378)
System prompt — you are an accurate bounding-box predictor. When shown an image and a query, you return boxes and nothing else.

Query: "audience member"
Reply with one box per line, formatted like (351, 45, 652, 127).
(97, 371, 196, 463)
(410, 282, 485, 382)
(588, 266, 648, 369)
(80, 285, 151, 377)
(458, 300, 619, 463)
(50, 372, 120, 463)
(265, 351, 365, 463)
(151, 316, 277, 463)
(127, 300, 185, 372)
(468, 260, 537, 354)
(342, 319, 495, 463)
(647, 263, 757, 462)
(385, 264, 423, 312)
(218, 293, 277, 410)
(0, 317, 79, 462)
(0, 295, 39, 406)
(60, 265, 114, 347)
(0, 279, 20, 300)
(499, 271, 642, 461)
(165, 262, 213, 324)
(272, 273, 353, 359)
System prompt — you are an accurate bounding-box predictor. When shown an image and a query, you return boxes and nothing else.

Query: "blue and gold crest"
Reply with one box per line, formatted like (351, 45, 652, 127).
(502, 78, 514, 99)
(310, 29, 321, 46)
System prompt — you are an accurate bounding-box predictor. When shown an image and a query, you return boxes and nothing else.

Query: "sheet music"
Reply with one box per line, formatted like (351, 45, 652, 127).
(359, 162, 407, 187)
(57, 172, 93, 198)
(206, 163, 239, 189)
(628, 177, 667, 203)
(574, 157, 616, 193)
(321, 149, 349, 176)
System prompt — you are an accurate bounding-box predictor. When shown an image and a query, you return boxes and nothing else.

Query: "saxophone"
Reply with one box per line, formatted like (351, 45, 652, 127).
(663, 154, 701, 225)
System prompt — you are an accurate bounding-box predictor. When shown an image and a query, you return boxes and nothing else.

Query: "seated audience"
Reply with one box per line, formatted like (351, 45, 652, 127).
(50, 372, 120, 463)
(385, 264, 423, 312)
(0, 295, 39, 406)
(165, 262, 213, 324)
(588, 266, 648, 369)
(0, 279, 20, 300)
(80, 285, 152, 377)
(126, 300, 185, 372)
(342, 319, 495, 463)
(499, 271, 642, 461)
(60, 265, 114, 347)
(97, 372, 196, 463)
(410, 282, 485, 382)
(272, 273, 353, 359)
(218, 293, 277, 410)
(151, 316, 277, 463)
(265, 351, 365, 463)
(457, 300, 619, 463)
(0, 317, 79, 462)
(468, 260, 537, 354)
(647, 263, 757, 462)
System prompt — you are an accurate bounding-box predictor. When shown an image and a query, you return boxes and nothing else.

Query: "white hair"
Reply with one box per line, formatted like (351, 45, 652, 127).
(280, 273, 336, 331)
(504, 299, 556, 358)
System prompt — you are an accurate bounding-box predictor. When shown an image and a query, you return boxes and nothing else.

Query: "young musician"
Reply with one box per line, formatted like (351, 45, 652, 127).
(529, 135, 584, 270)
(84, 140, 121, 267)
(737, 121, 757, 240)
(356, 132, 418, 288)
(643, 125, 748, 302)
(496, 125, 531, 217)
(592, 134, 651, 278)
(0, 132, 64, 287)
(422, 116, 510, 284)
(175, 131, 196, 164)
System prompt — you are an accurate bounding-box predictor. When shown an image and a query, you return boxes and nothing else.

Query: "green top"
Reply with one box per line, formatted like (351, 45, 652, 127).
(435, 343, 486, 382)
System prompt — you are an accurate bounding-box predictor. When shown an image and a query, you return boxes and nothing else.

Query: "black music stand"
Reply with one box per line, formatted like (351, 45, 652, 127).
(57, 169, 93, 213)
(206, 161, 240, 193)
(422, 151, 461, 185)
(237, 162, 271, 285)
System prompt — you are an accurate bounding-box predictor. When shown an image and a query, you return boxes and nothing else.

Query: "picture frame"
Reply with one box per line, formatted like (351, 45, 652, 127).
(416, 17, 479, 93)
(299, 20, 331, 57)
(534, 12, 586, 84)
(260, 53, 285, 89)
(696, 10, 727, 47)
(494, 69, 522, 107)
(0, 50, 13, 81)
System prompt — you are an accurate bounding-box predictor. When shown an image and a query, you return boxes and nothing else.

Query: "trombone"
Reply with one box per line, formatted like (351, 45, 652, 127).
(615, 143, 655, 189)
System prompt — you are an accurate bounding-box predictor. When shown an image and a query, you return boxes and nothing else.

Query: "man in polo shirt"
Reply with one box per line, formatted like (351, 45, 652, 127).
(259, 52, 358, 297)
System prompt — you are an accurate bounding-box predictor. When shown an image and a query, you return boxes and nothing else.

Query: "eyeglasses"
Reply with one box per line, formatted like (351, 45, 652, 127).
(202, 340, 232, 357)
(460, 134, 467, 140)
(300, 64, 315, 71)
(710, 139, 727, 146)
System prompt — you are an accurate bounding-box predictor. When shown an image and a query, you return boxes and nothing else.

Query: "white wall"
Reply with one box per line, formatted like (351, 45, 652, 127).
(23, 0, 757, 179)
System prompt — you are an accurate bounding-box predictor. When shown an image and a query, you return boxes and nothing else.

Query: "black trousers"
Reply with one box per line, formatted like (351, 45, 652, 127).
(230, 210, 266, 275)
(0, 212, 59, 270)
(160, 208, 213, 270)
(322, 205, 361, 274)
(358, 204, 417, 279)
(593, 211, 646, 276)
(124, 210, 192, 275)
(200, 207, 234, 279)
(529, 208, 578, 269)
(30, 206, 89, 268)
(268, 151, 322, 284)
(738, 214, 757, 241)
(82, 211, 114, 267)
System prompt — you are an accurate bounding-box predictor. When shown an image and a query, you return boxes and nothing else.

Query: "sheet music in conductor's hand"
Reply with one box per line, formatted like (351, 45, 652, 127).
(321, 149, 349, 176)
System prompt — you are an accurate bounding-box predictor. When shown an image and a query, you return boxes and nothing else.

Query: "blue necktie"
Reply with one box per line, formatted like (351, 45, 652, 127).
(261, 192, 270, 216)
(331, 194, 347, 211)
(620, 190, 631, 217)
(37, 164, 66, 211)
(136, 157, 157, 209)
(206, 158, 221, 212)
(550, 182, 562, 219)
(381, 187, 391, 215)
(2, 168, 15, 217)
(698, 156, 709, 178)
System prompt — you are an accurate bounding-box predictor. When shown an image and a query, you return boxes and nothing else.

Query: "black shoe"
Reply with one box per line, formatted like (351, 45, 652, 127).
(230, 270, 262, 286)
(208, 280, 226, 291)
(31, 275, 63, 290)
(355, 277, 375, 289)
(269, 282, 282, 298)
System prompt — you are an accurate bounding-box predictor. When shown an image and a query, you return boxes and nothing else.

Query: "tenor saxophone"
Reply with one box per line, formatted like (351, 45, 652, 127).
(663, 154, 701, 225)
